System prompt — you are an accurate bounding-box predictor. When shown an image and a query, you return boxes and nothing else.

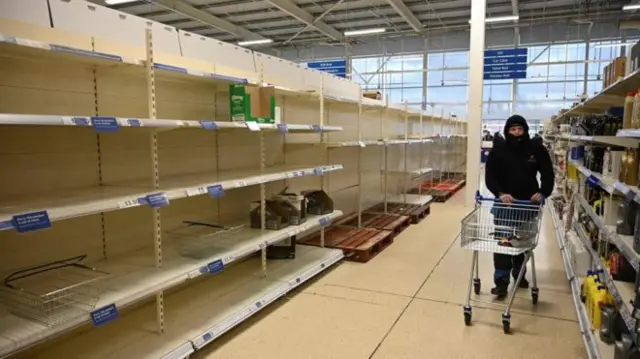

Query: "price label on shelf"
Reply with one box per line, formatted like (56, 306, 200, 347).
(312, 125, 321, 132)
(12, 211, 51, 233)
(127, 119, 142, 127)
(91, 116, 120, 133)
(202, 332, 213, 342)
(277, 124, 288, 133)
(207, 259, 224, 274)
(118, 197, 141, 209)
(314, 168, 324, 176)
(358, 141, 366, 147)
(255, 301, 264, 309)
(626, 190, 637, 202)
(319, 217, 331, 227)
(222, 255, 234, 264)
(186, 187, 207, 197)
(245, 122, 261, 131)
(91, 303, 119, 327)
(199, 121, 218, 130)
(62, 116, 91, 126)
(586, 175, 600, 188)
(207, 184, 225, 198)
(143, 193, 170, 208)
(235, 180, 247, 188)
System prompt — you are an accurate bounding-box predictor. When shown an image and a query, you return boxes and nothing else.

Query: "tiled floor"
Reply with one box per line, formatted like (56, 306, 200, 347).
(194, 190, 586, 359)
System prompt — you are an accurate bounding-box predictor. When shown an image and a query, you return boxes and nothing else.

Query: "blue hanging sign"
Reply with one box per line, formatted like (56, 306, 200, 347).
(307, 60, 347, 78)
(483, 48, 528, 81)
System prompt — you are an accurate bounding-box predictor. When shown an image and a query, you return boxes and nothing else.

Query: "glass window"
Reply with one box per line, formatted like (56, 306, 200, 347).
(444, 51, 469, 68)
(517, 83, 549, 101)
(587, 80, 603, 96)
(514, 100, 565, 120)
(428, 53, 444, 69)
(402, 87, 423, 103)
(402, 55, 423, 71)
(387, 88, 402, 103)
(386, 57, 403, 72)
(483, 84, 512, 102)
(427, 70, 443, 86)
(442, 69, 468, 85)
(483, 102, 512, 120)
(548, 44, 568, 62)
(403, 71, 423, 86)
(426, 85, 468, 102)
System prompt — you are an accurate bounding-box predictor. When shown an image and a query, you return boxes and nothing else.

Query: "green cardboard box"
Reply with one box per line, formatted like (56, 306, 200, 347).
(229, 84, 276, 124)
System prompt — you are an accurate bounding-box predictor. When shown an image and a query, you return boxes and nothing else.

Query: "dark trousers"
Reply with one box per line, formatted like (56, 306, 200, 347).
(492, 205, 537, 286)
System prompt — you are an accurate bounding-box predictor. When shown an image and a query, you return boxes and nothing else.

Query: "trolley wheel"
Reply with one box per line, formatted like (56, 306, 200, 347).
(463, 306, 472, 326)
(502, 313, 511, 334)
(473, 278, 481, 295)
(531, 287, 539, 305)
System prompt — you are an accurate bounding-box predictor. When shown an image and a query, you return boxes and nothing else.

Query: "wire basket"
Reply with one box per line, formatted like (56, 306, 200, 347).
(166, 221, 246, 259)
(0, 255, 110, 327)
(460, 201, 543, 255)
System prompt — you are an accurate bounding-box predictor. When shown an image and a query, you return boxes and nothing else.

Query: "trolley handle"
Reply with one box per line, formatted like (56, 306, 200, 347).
(475, 191, 544, 205)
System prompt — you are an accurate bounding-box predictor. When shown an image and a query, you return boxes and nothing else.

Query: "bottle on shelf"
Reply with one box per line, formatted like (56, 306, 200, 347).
(627, 149, 639, 186)
(590, 285, 607, 330)
(633, 90, 640, 129)
(625, 91, 636, 129)
(620, 150, 630, 182)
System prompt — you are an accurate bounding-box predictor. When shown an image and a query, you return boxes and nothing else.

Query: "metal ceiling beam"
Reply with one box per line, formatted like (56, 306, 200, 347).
(263, 0, 345, 41)
(384, 0, 423, 32)
(283, 0, 345, 45)
(148, 0, 266, 40)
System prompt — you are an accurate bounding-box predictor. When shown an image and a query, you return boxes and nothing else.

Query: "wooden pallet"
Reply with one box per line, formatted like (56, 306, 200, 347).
(299, 226, 393, 263)
(335, 212, 411, 237)
(428, 179, 466, 202)
(364, 202, 430, 224)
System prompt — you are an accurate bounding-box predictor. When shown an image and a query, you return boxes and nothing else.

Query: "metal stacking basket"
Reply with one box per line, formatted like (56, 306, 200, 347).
(166, 220, 245, 259)
(0, 255, 109, 327)
(460, 191, 544, 333)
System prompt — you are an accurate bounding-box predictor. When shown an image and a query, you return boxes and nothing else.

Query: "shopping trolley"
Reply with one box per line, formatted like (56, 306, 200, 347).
(461, 191, 544, 333)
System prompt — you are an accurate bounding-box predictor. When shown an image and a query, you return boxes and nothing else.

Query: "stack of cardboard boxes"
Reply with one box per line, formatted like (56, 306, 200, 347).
(228, 84, 281, 124)
(603, 57, 626, 88)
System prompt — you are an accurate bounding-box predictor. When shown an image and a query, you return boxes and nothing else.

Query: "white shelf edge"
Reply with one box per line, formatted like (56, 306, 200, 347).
(0, 164, 343, 231)
(0, 114, 343, 133)
(0, 211, 343, 357)
(549, 205, 601, 359)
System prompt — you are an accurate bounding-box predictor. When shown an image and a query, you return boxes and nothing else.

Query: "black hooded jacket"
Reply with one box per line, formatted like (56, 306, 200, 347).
(485, 115, 554, 200)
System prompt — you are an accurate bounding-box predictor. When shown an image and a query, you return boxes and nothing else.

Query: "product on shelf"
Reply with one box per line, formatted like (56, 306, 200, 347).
(614, 334, 635, 358)
(626, 148, 639, 186)
(600, 304, 616, 343)
(229, 84, 277, 124)
(362, 90, 382, 100)
(266, 236, 296, 260)
(625, 91, 636, 129)
(302, 190, 334, 215)
(250, 200, 292, 230)
(0, 255, 109, 327)
(272, 189, 307, 225)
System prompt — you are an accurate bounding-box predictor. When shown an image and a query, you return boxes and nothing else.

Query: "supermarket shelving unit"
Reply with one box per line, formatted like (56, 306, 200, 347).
(0, 1, 466, 358)
(545, 61, 640, 359)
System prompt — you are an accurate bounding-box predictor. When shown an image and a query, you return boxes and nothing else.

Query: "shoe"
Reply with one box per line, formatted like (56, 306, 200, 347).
(490, 281, 509, 298)
(518, 278, 530, 289)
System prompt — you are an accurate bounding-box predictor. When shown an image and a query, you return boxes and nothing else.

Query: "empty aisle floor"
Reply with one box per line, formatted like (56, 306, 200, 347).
(194, 191, 585, 359)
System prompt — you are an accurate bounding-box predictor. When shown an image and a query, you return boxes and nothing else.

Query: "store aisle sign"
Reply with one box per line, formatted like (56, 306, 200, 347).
(483, 48, 528, 80)
(307, 60, 347, 78)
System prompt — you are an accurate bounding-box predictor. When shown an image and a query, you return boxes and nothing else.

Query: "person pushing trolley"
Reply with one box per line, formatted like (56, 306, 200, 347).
(461, 114, 554, 333)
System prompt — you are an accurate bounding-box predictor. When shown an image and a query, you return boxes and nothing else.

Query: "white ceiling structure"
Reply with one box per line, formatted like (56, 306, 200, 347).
(98, 0, 638, 49)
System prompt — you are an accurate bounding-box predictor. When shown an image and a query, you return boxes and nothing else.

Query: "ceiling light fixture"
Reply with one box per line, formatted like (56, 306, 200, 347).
(344, 28, 386, 36)
(468, 15, 519, 24)
(237, 39, 274, 46)
(623, 4, 640, 10)
(105, 0, 137, 5)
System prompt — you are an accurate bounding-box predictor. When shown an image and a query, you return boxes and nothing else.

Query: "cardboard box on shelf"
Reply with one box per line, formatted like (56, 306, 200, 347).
(603, 64, 610, 88)
(613, 57, 626, 83)
(229, 84, 276, 124)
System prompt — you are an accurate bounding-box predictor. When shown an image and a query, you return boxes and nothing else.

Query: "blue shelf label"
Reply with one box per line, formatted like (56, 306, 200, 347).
(277, 124, 288, 133)
(207, 184, 224, 198)
(92, 117, 120, 133)
(312, 125, 321, 132)
(256, 301, 263, 309)
(626, 190, 636, 202)
(127, 119, 141, 127)
(91, 303, 119, 327)
(153, 63, 188, 73)
(200, 121, 218, 130)
(207, 259, 224, 274)
(13, 211, 51, 233)
(144, 193, 170, 208)
(71, 117, 90, 126)
(202, 332, 212, 342)
(587, 175, 600, 187)
(319, 217, 330, 227)
(314, 168, 324, 176)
